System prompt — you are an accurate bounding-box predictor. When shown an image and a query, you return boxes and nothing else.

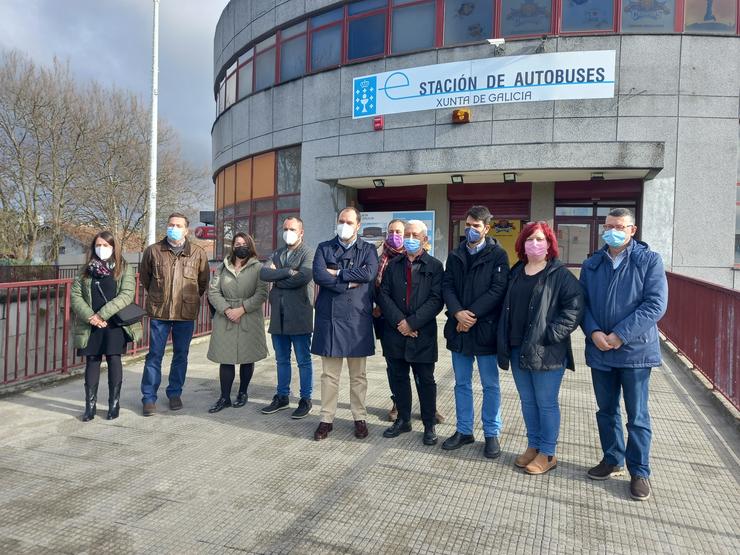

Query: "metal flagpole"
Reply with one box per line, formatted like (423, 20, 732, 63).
(147, 0, 160, 246)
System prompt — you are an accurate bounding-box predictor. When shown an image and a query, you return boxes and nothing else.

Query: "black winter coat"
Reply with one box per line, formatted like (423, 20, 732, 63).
(497, 259, 584, 371)
(442, 238, 510, 356)
(377, 252, 444, 363)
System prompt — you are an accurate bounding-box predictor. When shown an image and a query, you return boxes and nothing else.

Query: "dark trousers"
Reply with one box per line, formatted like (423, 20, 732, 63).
(387, 357, 436, 427)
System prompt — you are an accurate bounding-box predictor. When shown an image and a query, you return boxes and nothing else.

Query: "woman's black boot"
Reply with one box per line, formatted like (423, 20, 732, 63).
(82, 384, 98, 421)
(107, 382, 122, 420)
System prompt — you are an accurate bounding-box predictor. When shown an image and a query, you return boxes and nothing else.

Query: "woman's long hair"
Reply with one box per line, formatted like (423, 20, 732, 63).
(82, 231, 125, 279)
(228, 232, 257, 265)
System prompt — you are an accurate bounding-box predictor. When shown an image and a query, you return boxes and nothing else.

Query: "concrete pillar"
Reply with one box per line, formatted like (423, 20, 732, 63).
(641, 176, 675, 270)
(530, 182, 555, 226)
(426, 184, 449, 262)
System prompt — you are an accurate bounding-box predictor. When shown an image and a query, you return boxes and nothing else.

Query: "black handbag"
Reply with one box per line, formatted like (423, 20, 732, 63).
(94, 281, 146, 326)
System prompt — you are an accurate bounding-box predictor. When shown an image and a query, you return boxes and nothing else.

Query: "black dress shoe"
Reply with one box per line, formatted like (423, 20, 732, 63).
(423, 426, 438, 446)
(383, 419, 412, 438)
(441, 431, 475, 450)
(484, 436, 501, 459)
(233, 392, 248, 407)
(208, 397, 231, 413)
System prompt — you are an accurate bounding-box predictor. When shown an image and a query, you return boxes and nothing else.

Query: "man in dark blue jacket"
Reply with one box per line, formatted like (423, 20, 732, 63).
(441, 205, 509, 459)
(580, 208, 668, 501)
(311, 207, 379, 441)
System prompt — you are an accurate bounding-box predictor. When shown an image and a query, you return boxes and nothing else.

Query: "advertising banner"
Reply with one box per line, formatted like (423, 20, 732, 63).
(359, 211, 436, 256)
(352, 50, 615, 118)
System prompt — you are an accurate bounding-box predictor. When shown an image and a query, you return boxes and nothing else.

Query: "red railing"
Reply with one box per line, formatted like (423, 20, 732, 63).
(659, 272, 739, 411)
(0, 275, 215, 386)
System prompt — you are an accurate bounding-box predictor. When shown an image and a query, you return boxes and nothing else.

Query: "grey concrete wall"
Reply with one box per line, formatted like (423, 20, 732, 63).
(530, 183, 555, 228)
(426, 185, 449, 263)
(212, 2, 740, 286)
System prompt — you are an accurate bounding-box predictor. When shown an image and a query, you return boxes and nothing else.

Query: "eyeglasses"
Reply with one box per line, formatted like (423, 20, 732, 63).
(602, 224, 634, 232)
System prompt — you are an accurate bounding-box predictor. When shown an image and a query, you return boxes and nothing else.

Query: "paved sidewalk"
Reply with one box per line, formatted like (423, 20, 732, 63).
(0, 330, 738, 554)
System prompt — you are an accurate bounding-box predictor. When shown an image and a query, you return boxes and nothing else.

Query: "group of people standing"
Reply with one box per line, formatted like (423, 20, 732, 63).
(70, 204, 667, 502)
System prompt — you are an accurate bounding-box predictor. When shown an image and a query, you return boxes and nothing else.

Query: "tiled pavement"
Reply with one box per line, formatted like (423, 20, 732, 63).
(0, 329, 738, 554)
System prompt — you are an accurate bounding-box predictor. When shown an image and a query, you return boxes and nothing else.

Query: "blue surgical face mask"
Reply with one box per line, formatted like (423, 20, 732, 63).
(403, 237, 421, 254)
(167, 226, 184, 242)
(465, 227, 482, 244)
(602, 228, 627, 249)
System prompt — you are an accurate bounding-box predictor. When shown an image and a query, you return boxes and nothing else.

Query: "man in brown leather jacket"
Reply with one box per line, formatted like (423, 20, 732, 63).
(139, 213, 210, 416)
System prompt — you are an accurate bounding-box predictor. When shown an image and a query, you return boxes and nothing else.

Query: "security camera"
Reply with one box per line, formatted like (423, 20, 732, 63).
(487, 38, 505, 47)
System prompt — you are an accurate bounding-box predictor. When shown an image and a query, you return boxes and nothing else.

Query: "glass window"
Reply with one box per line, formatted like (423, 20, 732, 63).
(348, 13, 387, 60)
(254, 198, 274, 212)
(311, 25, 342, 69)
(254, 214, 275, 256)
(225, 74, 236, 108)
(238, 48, 254, 65)
(621, 0, 675, 32)
(500, 0, 551, 36)
(254, 48, 276, 91)
(557, 223, 591, 264)
(235, 217, 249, 235)
(277, 195, 300, 210)
(280, 36, 307, 81)
(392, 2, 436, 53)
(218, 81, 225, 113)
(444, 0, 493, 45)
(282, 21, 307, 38)
(238, 61, 253, 99)
(311, 7, 344, 27)
(684, 0, 737, 34)
(349, 0, 387, 15)
(277, 147, 302, 194)
(257, 35, 277, 50)
(561, 0, 615, 32)
(555, 206, 593, 216)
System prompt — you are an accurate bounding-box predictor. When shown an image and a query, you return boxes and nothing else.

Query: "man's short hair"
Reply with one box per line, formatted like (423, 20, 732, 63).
(168, 212, 190, 227)
(608, 208, 635, 225)
(283, 216, 304, 229)
(387, 218, 405, 229)
(405, 219, 428, 237)
(466, 205, 492, 225)
(339, 206, 361, 223)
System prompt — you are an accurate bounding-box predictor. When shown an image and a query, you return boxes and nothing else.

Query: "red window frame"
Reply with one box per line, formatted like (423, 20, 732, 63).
(307, 7, 345, 73)
(278, 21, 308, 82)
(253, 35, 277, 92)
(440, 0, 497, 46)
(555, 0, 620, 35)
(497, 0, 555, 39)
(345, 0, 390, 63)
(389, 0, 439, 54)
(236, 47, 254, 101)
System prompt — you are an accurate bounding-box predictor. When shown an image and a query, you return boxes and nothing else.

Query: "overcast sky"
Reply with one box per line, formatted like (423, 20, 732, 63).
(0, 0, 228, 176)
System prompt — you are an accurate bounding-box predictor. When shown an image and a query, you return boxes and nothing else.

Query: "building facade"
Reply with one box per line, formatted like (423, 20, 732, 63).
(212, 0, 740, 287)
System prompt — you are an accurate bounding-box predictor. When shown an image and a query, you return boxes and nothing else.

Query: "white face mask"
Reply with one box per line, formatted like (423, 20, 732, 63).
(283, 230, 299, 246)
(336, 223, 355, 241)
(95, 246, 113, 261)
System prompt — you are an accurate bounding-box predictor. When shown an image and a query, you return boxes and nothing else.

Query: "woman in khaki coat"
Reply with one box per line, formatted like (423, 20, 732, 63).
(207, 232, 268, 412)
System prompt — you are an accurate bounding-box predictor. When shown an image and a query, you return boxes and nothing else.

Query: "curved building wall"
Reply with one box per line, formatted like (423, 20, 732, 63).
(212, 0, 740, 287)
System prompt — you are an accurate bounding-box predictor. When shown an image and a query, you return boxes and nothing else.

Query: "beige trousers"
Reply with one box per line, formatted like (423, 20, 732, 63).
(319, 356, 368, 423)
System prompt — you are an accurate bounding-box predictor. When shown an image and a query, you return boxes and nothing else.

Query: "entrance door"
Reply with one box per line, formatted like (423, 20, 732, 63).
(555, 202, 639, 265)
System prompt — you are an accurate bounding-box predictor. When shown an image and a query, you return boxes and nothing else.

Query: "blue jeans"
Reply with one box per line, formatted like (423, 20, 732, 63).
(451, 352, 502, 437)
(141, 319, 195, 404)
(591, 367, 652, 478)
(272, 333, 313, 399)
(510, 348, 565, 456)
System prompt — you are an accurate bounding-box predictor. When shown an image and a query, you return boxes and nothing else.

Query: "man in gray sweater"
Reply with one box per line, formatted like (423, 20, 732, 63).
(259, 217, 315, 418)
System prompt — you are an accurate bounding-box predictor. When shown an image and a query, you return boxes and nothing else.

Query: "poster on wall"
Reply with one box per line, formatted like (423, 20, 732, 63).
(487, 219, 522, 267)
(359, 211, 436, 256)
(684, 0, 737, 34)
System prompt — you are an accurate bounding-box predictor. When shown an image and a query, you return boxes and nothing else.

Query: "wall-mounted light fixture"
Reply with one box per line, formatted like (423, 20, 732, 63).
(451, 174, 464, 184)
(373, 179, 385, 188)
(591, 172, 605, 181)
(503, 172, 517, 183)
(452, 108, 471, 123)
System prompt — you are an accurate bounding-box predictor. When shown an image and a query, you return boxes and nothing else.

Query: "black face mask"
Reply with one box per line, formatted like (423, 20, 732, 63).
(234, 246, 250, 259)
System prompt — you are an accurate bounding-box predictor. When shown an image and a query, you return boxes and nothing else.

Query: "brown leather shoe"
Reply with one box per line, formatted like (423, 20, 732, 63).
(354, 420, 369, 439)
(435, 411, 445, 424)
(524, 453, 557, 475)
(142, 402, 156, 417)
(388, 403, 398, 422)
(169, 396, 183, 411)
(515, 447, 539, 468)
(314, 422, 333, 441)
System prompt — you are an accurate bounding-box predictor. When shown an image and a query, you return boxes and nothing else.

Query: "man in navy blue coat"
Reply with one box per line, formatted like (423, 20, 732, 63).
(580, 208, 668, 501)
(311, 207, 379, 441)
